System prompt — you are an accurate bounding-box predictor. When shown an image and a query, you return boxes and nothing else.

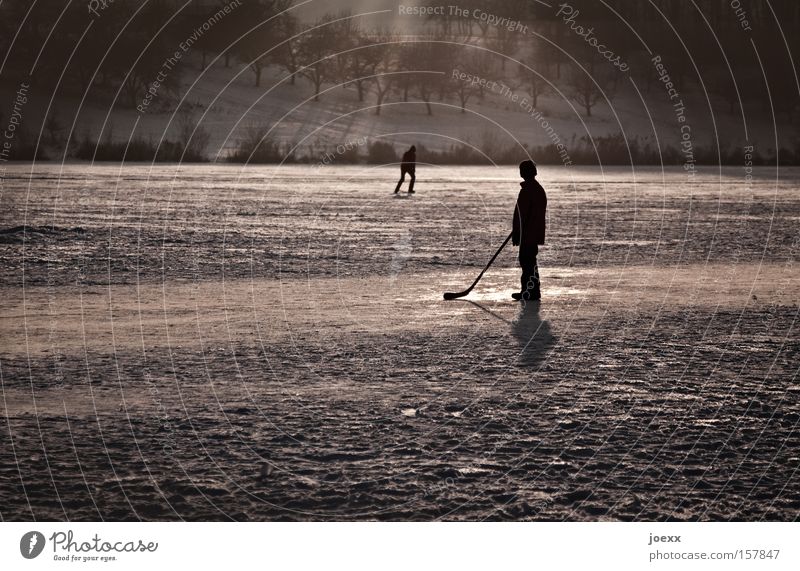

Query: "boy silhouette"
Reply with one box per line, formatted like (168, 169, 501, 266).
(394, 145, 416, 194)
(511, 160, 547, 301)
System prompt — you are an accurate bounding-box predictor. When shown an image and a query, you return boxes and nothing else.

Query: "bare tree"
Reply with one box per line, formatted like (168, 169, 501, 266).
(447, 45, 482, 113)
(423, 1, 476, 39)
(566, 58, 614, 117)
(520, 59, 552, 108)
(329, 12, 358, 92)
(272, 13, 300, 84)
(348, 34, 382, 102)
(364, 31, 397, 115)
(410, 40, 446, 115)
(472, 51, 497, 101)
(234, 1, 293, 87)
(486, 26, 519, 72)
(296, 15, 338, 101)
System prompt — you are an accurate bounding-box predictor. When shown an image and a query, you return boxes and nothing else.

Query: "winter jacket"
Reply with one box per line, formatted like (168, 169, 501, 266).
(512, 179, 547, 247)
(401, 149, 416, 171)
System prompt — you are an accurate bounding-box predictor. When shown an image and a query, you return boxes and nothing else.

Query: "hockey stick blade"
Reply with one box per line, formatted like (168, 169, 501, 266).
(442, 233, 512, 301)
(443, 290, 468, 300)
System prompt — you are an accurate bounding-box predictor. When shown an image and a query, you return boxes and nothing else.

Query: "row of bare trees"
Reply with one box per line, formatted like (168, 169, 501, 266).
(221, 7, 620, 117)
(3, 0, 796, 121)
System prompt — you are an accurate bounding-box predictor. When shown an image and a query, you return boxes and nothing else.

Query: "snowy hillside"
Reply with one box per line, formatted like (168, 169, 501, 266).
(41, 49, 775, 164)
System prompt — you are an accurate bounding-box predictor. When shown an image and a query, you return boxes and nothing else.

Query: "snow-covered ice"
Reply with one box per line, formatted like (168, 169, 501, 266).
(1, 164, 798, 520)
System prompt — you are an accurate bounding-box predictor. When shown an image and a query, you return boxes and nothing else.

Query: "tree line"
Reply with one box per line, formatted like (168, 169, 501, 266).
(2, 0, 797, 120)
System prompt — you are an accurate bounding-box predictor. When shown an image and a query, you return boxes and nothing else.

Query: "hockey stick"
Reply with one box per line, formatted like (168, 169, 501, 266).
(443, 232, 512, 300)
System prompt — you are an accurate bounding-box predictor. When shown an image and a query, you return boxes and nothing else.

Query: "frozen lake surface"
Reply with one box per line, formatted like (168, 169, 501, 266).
(1, 164, 798, 520)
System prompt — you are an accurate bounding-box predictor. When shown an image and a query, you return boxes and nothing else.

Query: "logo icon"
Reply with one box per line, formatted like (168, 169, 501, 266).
(20, 531, 45, 559)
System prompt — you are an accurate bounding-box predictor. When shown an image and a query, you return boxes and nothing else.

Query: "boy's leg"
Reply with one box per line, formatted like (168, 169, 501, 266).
(519, 250, 532, 294)
(408, 170, 415, 192)
(394, 170, 405, 193)
(520, 245, 540, 299)
(529, 265, 540, 299)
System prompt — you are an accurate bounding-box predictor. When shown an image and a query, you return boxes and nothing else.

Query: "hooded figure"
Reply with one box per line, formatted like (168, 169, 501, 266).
(511, 160, 547, 301)
(394, 145, 416, 194)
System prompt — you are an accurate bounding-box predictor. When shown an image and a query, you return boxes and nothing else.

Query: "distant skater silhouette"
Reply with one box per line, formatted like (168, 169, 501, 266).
(394, 145, 416, 194)
(511, 160, 547, 301)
